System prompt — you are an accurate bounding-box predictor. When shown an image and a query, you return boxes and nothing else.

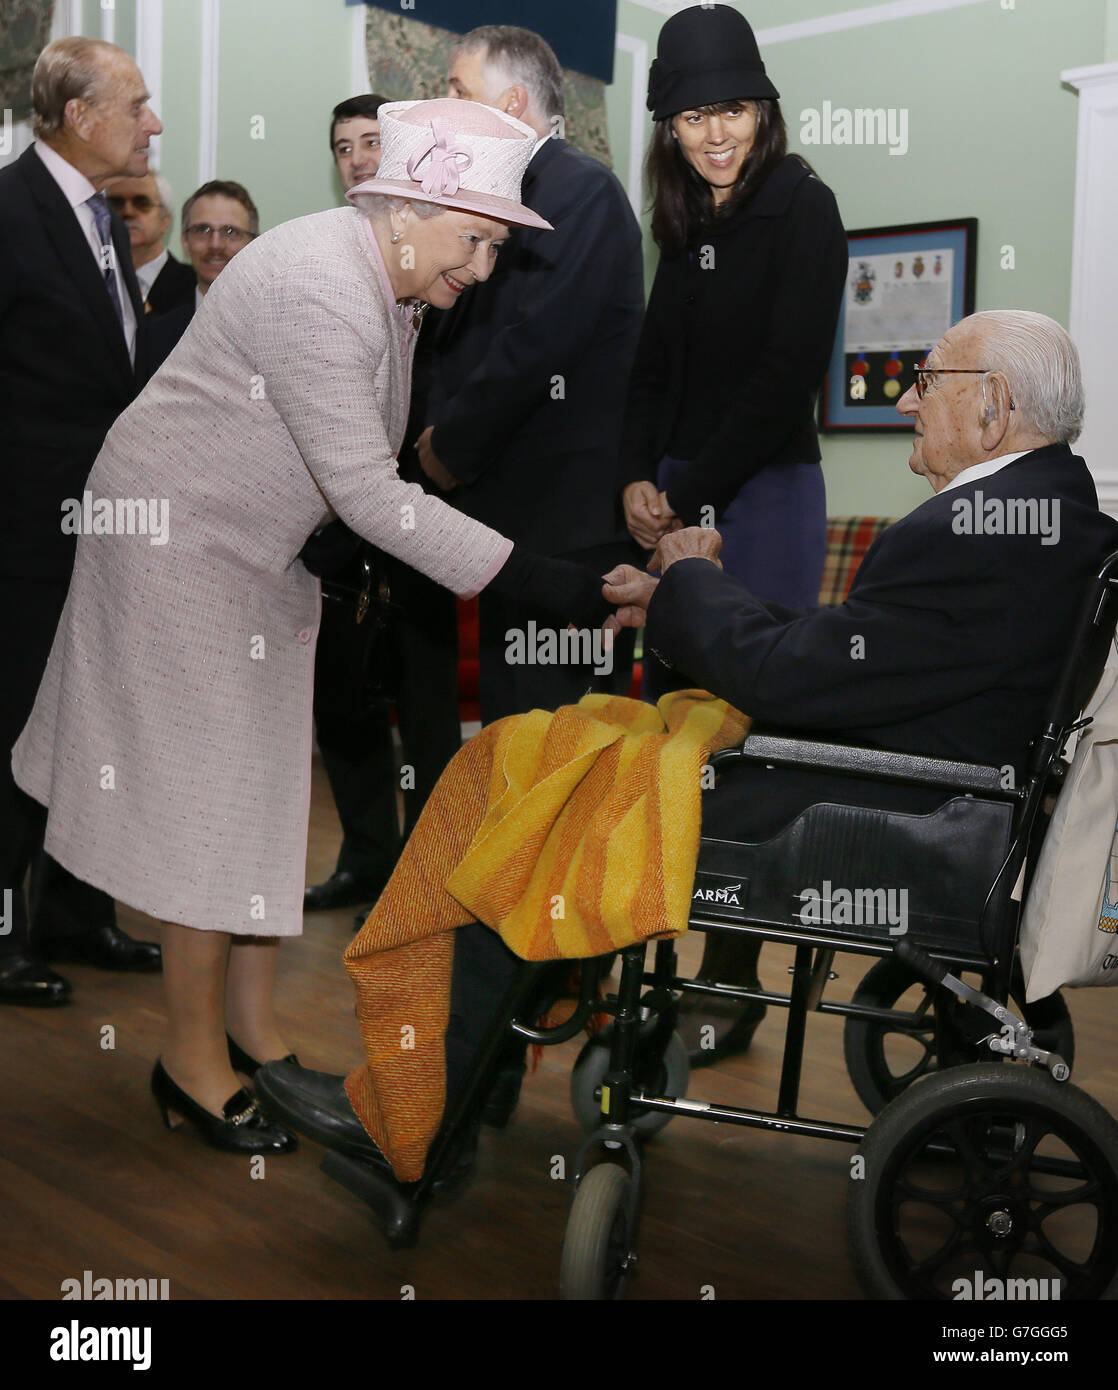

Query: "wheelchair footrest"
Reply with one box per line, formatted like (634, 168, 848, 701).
(320, 1151, 421, 1249)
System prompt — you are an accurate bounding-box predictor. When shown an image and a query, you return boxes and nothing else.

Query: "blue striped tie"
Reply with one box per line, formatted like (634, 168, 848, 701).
(86, 191, 126, 331)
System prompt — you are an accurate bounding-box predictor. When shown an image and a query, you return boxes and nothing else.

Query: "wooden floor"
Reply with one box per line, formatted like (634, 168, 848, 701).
(3, 754, 1117, 1304)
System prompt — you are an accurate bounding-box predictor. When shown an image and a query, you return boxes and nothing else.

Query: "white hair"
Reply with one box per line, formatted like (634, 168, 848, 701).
(150, 168, 173, 219)
(968, 310, 1084, 445)
(353, 194, 446, 225)
(456, 26, 565, 121)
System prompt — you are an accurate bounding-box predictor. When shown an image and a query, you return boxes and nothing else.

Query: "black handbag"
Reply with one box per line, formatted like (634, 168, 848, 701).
(299, 521, 398, 717)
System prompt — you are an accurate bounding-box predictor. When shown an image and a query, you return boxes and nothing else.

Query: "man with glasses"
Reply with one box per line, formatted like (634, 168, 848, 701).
(104, 168, 194, 318)
(149, 179, 258, 371)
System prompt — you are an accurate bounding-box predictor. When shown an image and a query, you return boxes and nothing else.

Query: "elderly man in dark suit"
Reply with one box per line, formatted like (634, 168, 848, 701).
(256, 311, 1118, 1185)
(603, 309, 1118, 1047)
(0, 36, 163, 1004)
(419, 24, 645, 724)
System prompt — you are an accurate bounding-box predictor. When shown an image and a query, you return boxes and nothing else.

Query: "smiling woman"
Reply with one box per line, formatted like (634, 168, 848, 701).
(11, 96, 611, 1161)
(350, 193, 512, 312)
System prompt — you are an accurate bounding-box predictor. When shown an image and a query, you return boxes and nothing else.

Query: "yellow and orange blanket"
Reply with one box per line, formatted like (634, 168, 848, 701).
(343, 690, 749, 1180)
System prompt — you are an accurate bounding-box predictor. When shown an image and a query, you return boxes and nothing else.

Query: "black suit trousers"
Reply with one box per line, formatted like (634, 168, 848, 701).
(314, 555, 461, 878)
(1, 577, 115, 955)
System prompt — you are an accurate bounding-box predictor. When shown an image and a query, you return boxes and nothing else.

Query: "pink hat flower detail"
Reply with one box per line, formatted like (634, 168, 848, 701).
(407, 117, 474, 199)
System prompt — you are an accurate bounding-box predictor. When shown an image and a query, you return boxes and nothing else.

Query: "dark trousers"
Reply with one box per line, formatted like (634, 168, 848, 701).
(314, 556, 461, 880)
(444, 920, 525, 1104)
(477, 542, 639, 726)
(1, 576, 116, 956)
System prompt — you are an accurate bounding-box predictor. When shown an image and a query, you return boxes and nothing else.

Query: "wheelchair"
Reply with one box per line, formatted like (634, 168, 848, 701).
(323, 550, 1118, 1301)
(555, 549, 1118, 1300)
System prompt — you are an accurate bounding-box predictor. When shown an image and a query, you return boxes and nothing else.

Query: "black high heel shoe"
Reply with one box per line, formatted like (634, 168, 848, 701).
(151, 1059, 298, 1154)
(226, 1033, 298, 1079)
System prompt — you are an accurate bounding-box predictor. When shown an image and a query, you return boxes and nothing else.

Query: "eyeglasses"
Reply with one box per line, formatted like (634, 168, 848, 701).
(108, 194, 159, 213)
(914, 365, 1016, 409)
(184, 224, 255, 244)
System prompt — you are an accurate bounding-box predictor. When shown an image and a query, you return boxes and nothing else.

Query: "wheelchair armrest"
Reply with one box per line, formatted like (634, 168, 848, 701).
(710, 731, 1016, 799)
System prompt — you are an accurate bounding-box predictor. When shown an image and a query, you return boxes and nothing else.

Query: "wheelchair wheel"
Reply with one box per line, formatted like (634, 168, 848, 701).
(569, 1028, 690, 1136)
(843, 956, 1075, 1116)
(559, 1163, 636, 1300)
(848, 1064, 1118, 1300)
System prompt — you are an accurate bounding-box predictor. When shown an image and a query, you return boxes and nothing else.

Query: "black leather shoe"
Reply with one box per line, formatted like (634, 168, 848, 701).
(254, 1060, 390, 1162)
(151, 1060, 297, 1154)
(254, 1060, 477, 1192)
(41, 924, 162, 973)
(304, 869, 389, 913)
(0, 953, 72, 1006)
(227, 1033, 298, 1079)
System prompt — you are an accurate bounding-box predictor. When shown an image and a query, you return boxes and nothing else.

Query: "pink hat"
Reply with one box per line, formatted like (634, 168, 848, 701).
(346, 98, 553, 231)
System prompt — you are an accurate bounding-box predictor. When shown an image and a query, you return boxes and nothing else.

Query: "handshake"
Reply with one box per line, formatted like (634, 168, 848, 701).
(601, 523, 722, 635)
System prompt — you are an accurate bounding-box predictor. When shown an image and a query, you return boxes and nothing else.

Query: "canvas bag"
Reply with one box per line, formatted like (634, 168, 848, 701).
(1020, 638, 1118, 1000)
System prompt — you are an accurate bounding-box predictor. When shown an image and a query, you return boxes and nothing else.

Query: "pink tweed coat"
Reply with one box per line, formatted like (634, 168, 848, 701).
(13, 207, 511, 936)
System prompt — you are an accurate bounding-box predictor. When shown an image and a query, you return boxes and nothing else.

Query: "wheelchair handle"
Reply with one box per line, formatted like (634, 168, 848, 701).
(893, 938, 949, 987)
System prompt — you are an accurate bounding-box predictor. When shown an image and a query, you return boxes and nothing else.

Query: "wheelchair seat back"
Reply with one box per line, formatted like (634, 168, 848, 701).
(693, 792, 1014, 957)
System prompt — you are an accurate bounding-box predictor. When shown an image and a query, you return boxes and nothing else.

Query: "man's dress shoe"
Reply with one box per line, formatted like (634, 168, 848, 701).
(0, 954, 72, 1006)
(303, 869, 389, 913)
(40, 924, 162, 972)
(254, 1060, 475, 1191)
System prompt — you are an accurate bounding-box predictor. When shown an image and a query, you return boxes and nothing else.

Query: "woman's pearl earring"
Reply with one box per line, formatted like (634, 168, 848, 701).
(391, 230, 402, 244)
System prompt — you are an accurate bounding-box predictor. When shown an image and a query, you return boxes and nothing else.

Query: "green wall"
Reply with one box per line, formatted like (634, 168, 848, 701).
(73, 0, 1111, 520)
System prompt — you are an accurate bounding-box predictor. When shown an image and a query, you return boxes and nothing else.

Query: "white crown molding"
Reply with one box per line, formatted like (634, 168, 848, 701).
(615, 32, 649, 217)
(626, 0, 987, 44)
(136, 1, 165, 170)
(350, 1, 370, 96)
(199, 0, 221, 184)
(1062, 61, 1118, 90)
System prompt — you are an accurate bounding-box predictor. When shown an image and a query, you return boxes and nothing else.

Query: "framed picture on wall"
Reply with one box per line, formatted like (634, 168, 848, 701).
(819, 218, 978, 432)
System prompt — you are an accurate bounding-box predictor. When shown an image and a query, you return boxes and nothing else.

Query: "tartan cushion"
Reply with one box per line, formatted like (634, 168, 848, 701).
(819, 516, 896, 606)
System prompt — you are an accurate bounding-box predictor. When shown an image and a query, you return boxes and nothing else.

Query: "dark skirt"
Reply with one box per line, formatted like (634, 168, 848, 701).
(657, 454, 826, 607)
(643, 456, 827, 701)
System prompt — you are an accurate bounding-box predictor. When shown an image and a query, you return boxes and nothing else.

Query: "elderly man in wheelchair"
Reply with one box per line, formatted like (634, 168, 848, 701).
(259, 310, 1118, 1298)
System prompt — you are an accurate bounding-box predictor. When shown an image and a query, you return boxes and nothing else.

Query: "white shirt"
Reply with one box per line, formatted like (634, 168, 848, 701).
(34, 140, 138, 364)
(940, 451, 1030, 495)
(135, 248, 169, 302)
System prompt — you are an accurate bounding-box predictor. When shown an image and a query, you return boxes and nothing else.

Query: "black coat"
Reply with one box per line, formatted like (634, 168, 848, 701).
(148, 300, 194, 373)
(649, 446, 1118, 814)
(0, 146, 148, 581)
(145, 251, 196, 318)
(426, 137, 645, 556)
(619, 155, 847, 526)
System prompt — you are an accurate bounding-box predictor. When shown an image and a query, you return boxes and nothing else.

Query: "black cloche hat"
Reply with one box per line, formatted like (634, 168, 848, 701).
(647, 4, 779, 121)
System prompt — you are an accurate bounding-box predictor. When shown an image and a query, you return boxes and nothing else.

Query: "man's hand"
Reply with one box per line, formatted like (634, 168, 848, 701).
(602, 563, 658, 633)
(417, 426, 458, 492)
(650, 526, 722, 576)
(623, 481, 679, 550)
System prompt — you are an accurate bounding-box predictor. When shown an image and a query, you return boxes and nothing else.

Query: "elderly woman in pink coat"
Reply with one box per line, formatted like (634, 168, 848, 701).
(13, 99, 605, 1154)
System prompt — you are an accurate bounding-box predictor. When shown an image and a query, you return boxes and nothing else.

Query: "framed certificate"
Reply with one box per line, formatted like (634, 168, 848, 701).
(820, 218, 977, 432)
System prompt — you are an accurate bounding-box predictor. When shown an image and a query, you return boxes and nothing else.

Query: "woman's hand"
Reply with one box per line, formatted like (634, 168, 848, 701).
(623, 481, 678, 550)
